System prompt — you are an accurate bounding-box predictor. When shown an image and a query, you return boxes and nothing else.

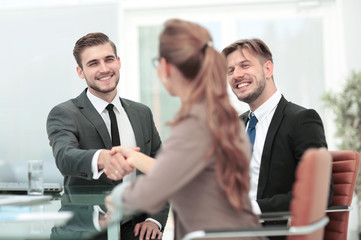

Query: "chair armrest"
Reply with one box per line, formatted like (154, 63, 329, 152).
(182, 226, 289, 240)
(325, 205, 352, 212)
(182, 217, 329, 240)
(259, 205, 350, 223)
(259, 211, 291, 222)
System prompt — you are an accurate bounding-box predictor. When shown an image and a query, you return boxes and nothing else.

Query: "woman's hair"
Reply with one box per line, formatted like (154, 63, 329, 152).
(159, 19, 250, 211)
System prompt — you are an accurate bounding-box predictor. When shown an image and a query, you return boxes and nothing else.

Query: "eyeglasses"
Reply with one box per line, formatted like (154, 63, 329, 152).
(152, 57, 160, 68)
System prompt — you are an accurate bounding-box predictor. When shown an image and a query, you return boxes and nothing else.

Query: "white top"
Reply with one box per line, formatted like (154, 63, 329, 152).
(247, 90, 282, 214)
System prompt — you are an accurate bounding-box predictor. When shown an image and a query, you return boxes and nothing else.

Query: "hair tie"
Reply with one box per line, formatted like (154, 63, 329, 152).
(201, 41, 213, 53)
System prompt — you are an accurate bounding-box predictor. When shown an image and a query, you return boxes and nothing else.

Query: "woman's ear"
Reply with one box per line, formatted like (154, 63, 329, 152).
(157, 57, 170, 82)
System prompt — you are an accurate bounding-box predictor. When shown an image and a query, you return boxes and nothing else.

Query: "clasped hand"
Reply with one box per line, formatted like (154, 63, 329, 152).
(101, 146, 140, 181)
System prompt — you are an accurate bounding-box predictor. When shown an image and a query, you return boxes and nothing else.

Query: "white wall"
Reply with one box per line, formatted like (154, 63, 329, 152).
(0, 1, 118, 165)
(0, 0, 360, 165)
(341, 0, 361, 74)
(118, 0, 358, 149)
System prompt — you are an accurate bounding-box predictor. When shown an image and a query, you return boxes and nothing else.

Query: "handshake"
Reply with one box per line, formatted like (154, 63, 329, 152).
(98, 146, 155, 181)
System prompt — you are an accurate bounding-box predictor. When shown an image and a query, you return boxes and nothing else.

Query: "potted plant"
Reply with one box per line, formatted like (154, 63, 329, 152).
(322, 70, 361, 194)
(322, 70, 361, 193)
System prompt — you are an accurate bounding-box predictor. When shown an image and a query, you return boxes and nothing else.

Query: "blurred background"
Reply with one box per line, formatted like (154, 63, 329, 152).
(0, 0, 360, 239)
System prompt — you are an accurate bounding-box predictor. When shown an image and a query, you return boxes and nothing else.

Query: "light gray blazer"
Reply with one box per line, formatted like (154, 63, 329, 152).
(119, 102, 263, 240)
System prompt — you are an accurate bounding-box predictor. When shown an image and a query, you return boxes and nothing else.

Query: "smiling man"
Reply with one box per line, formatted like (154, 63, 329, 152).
(47, 32, 169, 240)
(222, 39, 333, 225)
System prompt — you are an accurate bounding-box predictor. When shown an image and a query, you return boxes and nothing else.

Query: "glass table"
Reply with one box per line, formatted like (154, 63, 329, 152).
(0, 186, 124, 240)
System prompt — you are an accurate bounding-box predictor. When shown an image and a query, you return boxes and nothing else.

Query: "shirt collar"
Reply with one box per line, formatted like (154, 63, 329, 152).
(252, 90, 282, 122)
(86, 89, 122, 114)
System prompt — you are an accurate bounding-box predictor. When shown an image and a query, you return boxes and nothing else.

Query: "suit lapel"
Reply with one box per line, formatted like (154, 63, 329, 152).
(121, 98, 145, 177)
(120, 98, 145, 151)
(240, 111, 250, 126)
(257, 96, 288, 198)
(73, 89, 113, 149)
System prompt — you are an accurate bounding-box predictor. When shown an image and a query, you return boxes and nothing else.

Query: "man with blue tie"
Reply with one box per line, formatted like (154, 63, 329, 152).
(221, 38, 333, 220)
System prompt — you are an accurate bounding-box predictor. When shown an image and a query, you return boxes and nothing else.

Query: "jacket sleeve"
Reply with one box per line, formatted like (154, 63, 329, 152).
(290, 109, 333, 207)
(46, 103, 96, 180)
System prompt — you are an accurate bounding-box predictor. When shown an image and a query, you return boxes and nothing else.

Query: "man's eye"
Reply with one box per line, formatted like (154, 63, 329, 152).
(227, 70, 234, 75)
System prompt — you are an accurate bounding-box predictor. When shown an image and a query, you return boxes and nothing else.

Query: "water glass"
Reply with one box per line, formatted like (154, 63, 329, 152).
(27, 160, 44, 195)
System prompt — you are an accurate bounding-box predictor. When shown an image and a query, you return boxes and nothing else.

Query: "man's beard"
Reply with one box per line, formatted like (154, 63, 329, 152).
(236, 75, 266, 104)
(86, 75, 119, 94)
(89, 84, 117, 94)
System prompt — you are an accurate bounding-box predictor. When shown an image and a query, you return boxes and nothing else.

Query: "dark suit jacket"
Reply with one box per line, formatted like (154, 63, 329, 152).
(47, 88, 169, 231)
(241, 96, 333, 212)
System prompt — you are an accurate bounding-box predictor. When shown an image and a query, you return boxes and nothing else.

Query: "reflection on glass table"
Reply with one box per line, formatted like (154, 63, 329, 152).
(51, 186, 123, 240)
(0, 186, 128, 240)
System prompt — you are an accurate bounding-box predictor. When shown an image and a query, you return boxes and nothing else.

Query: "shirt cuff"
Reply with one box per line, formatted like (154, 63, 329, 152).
(251, 199, 262, 215)
(92, 205, 102, 232)
(145, 218, 162, 230)
(92, 149, 104, 179)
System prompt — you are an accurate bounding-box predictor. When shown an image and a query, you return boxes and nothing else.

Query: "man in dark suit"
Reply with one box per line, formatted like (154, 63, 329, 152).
(47, 32, 169, 240)
(221, 38, 333, 216)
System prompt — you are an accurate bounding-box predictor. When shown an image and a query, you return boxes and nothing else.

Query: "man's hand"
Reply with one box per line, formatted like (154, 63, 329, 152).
(134, 221, 162, 240)
(99, 150, 134, 180)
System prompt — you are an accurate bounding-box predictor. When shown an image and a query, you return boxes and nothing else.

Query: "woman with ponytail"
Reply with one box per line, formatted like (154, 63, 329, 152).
(106, 19, 263, 240)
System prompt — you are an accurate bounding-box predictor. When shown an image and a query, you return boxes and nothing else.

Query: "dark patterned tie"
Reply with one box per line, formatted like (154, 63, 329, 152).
(247, 113, 258, 152)
(106, 104, 121, 146)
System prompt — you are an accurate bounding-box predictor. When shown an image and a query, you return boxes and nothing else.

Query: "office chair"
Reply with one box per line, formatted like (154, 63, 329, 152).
(260, 150, 360, 239)
(324, 150, 360, 240)
(182, 148, 332, 240)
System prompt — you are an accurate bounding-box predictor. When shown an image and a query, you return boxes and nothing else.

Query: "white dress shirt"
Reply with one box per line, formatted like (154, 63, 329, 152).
(246, 91, 282, 214)
(87, 90, 137, 183)
(87, 90, 162, 229)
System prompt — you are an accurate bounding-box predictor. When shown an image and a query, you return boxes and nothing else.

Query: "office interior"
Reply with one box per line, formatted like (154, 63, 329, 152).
(0, 0, 360, 239)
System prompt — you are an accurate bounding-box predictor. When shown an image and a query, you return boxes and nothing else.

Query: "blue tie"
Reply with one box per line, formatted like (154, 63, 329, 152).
(247, 113, 258, 151)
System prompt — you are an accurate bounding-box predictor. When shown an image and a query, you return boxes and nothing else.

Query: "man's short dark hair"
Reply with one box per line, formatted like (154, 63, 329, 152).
(73, 32, 117, 69)
(222, 38, 273, 63)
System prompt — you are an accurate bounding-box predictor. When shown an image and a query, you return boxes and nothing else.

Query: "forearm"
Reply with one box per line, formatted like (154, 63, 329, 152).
(47, 106, 96, 179)
(129, 152, 156, 174)
(54, 146, 96, 179)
